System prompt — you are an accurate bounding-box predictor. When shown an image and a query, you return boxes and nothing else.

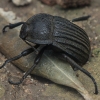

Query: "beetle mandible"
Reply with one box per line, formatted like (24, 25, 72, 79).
(0, 13, 98, 94)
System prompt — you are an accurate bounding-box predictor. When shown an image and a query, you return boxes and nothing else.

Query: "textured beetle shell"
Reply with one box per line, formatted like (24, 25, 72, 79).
(22, 13, 91, 65)
(52, 16, 91, 65)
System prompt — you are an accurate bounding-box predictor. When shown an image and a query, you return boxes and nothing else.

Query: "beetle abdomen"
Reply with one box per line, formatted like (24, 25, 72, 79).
(53, 16, 90, 65)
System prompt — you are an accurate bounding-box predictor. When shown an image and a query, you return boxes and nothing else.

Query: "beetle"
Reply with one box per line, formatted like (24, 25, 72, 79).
(0, 13, 98, 94)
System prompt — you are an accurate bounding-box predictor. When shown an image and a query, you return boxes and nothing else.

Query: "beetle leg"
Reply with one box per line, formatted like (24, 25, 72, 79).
(8, 45, 47, 85)
(2, 22, 25, 33)
(53, 52, 79, 71)
(72, 15, 91, 22)
(0, 48, 34, 69)
(60, 53, 98, 94)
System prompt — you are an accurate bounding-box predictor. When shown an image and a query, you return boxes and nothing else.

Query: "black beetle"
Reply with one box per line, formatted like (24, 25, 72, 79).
(0, 13, 98, 94)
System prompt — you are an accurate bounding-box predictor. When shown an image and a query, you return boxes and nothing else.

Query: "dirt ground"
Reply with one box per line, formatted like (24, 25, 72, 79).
(0, 0, 100, 100)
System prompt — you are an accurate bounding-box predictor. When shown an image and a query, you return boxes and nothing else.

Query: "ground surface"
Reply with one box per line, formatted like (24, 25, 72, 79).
(0, 0, 100, 100)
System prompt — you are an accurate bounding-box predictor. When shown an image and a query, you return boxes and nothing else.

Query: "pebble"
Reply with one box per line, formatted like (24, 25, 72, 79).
(12, 0, 32, 6)
(44, 83, 48, 86)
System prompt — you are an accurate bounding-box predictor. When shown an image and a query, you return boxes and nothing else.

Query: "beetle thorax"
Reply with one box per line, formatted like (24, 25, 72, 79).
(32, 21, 50, 40)
(20, 19, 53, 44)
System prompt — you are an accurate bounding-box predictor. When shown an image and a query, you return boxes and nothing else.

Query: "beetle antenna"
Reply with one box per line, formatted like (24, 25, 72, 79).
(72, 15, 91, 22)
(2, 22, 25, 33)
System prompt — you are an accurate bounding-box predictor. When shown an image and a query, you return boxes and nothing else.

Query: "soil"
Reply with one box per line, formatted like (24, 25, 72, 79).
(0, 0, 100, 100)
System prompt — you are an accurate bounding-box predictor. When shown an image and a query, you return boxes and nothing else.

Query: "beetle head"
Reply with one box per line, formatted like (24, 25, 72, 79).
(20, 23, 35, 45)
(19, 23, 29, 40)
